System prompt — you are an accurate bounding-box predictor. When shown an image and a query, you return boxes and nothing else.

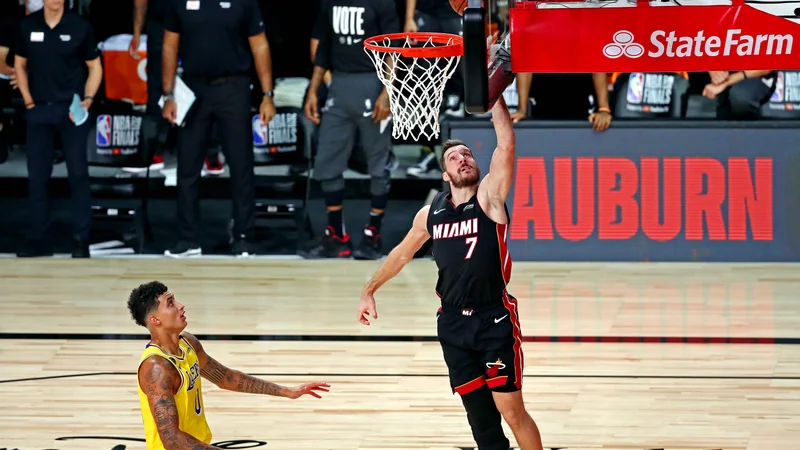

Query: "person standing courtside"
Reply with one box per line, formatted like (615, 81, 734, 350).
(161, 0, 277, 258)
(302, 0, 398, 260)
(14, 0, 103, 258)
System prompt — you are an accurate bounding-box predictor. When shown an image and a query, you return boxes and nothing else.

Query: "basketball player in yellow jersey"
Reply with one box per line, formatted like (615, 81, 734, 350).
(128, 281, 330, 450)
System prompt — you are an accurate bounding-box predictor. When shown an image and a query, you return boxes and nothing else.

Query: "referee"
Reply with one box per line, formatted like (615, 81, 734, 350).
(14, 0, 103, 258)
(302, 0, 398, 261)
(161, 0, 277, 258)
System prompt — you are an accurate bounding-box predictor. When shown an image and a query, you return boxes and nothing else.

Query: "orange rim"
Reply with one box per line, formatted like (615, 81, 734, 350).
(364, 32, 464, 58)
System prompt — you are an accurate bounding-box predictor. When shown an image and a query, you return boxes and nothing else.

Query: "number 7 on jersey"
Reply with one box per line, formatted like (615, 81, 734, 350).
(465, 236, 478, 259)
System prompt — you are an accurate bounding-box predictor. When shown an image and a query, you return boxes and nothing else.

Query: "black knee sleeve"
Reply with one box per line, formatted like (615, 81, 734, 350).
(370, 174, 391, 198)
(460, 386, 510, 450)
(320, 177, 346, 194)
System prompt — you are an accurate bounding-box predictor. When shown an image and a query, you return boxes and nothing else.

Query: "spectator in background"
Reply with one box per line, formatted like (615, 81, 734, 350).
(512, 72, 612, 132)
(161, 0, 276, 258)
(404, 0, 465, 178)
(302, 0, 397, 260)
(14, 0, 103, 258)
(703, 70, 776, 120)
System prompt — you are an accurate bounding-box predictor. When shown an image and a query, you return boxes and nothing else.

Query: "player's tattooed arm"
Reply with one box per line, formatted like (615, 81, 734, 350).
(138, 356, 222, 450)
(182, 332, 289, 397)
(204, 355, 289, 397)
(183, 332, 330, 399)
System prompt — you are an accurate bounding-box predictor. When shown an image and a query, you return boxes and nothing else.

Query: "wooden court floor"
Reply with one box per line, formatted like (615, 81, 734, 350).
(1, 258, 799, 450)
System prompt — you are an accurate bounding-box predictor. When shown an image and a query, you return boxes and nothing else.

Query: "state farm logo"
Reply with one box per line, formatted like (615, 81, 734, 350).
(603, 29, 793, 59)
(603, 30, 644, 59)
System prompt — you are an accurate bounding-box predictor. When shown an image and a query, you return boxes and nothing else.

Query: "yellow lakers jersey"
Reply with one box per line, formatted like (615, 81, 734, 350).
(136, 335, 213, 450)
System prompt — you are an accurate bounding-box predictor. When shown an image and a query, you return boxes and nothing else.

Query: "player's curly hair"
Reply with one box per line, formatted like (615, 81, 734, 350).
(127, 281, 168, 327)
(440, 139, 469, 170)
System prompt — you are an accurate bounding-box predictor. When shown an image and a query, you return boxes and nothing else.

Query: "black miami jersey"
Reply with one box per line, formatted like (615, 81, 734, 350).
(426, 191, 512, 308)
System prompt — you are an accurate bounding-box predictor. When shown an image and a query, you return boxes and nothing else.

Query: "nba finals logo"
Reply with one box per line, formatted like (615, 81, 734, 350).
(627, 73, 644, 105)
(252, 115, 267, 146)
(771, 71, 785, 103)
(96, 115, 112, 147)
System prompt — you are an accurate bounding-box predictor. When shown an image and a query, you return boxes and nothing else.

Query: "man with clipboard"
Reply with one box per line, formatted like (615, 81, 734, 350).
(161, 0, 277, 258)
(13, 0, 103, 258)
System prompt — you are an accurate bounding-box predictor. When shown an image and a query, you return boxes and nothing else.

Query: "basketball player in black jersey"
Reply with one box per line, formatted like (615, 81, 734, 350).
(357, 97, 543, 450)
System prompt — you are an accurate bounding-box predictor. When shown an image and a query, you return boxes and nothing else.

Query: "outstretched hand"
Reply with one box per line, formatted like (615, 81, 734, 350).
(357, 292, 378, 326)
(285, 382, 330, 399)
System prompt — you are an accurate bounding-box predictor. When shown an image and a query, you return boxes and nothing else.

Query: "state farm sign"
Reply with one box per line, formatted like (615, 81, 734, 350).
(606, 29, 794, 60)
(510, 3, 800, 72)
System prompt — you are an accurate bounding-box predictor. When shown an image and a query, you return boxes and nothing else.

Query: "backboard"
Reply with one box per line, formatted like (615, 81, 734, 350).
(463, 0, 515, 114)
(463, 0, 800, 113)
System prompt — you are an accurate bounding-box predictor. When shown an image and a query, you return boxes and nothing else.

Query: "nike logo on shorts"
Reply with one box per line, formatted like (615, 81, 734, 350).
(494, 314, 508, 323)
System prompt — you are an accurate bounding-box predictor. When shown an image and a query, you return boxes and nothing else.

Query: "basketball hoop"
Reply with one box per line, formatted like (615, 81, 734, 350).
(364, 32, 463, 141)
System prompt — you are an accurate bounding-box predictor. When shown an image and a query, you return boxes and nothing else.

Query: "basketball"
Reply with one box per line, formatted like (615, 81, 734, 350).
(450, 0, 467, 15)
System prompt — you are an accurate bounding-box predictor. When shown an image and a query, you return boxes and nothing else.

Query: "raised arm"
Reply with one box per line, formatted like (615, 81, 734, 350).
(138, 356, 222, 450)
(182, 333, 329, 399)
(477, 96, 516, 218)
(358, 205, 431, 325)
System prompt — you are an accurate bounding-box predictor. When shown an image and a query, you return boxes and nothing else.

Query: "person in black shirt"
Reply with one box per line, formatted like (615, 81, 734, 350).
(14, 0, 103, 258)
(161, 0, 277, 258)
(357, 98, 545, 450)
(301, 0, 399, 261)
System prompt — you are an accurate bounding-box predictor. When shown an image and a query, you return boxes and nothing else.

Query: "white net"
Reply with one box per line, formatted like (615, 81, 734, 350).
(364, 34, 462, 142)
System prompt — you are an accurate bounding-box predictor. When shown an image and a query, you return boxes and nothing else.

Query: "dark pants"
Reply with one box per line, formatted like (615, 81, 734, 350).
(177, 74, 254, 242)
(25, 102, 91, 241)
(717, 77, 776, 120)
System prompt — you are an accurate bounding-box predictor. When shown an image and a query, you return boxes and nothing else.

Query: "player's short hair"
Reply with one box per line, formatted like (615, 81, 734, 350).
(127, 281, 168, 327)
(440, 139, 469, 170)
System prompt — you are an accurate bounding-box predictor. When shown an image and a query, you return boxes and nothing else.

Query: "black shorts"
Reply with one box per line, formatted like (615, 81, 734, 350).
(436, 292, 524, 396)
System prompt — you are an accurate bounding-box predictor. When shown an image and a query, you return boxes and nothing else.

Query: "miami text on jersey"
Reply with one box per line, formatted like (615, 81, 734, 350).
(432, 218, 479, 240)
